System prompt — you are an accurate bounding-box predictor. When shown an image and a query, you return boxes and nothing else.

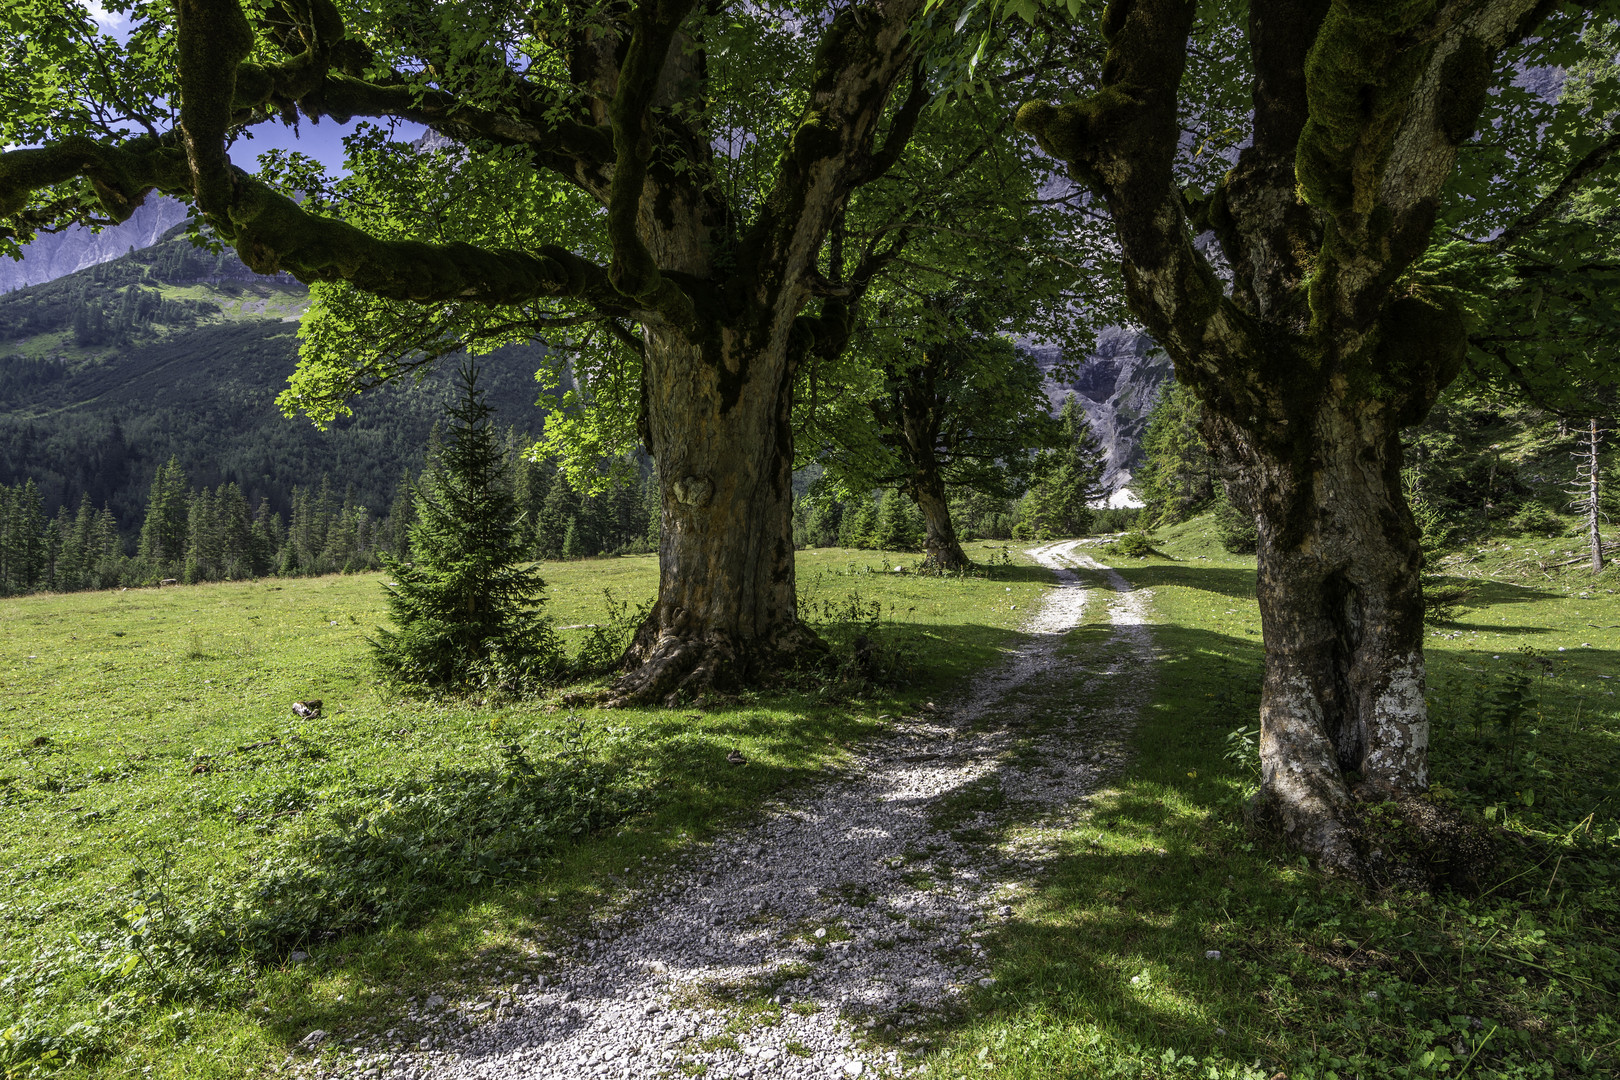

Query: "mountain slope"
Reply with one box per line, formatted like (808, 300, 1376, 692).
(0, 197, 192, 293)
(1031, 326, 1174, 500)
(0, 232, 554, 535)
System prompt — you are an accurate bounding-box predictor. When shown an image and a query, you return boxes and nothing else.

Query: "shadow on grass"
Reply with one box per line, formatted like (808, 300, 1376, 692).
(1450, 580, 1563, 606)
(976, 563, 1065, 586)
(884, 620, 1287, 1070)
(901, 618, 1618, 1078)
(1118, 564, 1258, 601)
(1433, 621, 1556, 634)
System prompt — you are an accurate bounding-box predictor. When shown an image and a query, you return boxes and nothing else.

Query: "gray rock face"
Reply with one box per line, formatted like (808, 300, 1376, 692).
(1029, 326, 1175, 498)
(0, 196, 191, 293)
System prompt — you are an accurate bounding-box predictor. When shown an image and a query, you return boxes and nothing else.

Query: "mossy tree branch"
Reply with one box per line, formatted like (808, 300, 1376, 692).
(736, 0, 926, 316)
(175, 0, 256, 220)
(1019, 0, 1552, 444)
(1015, 0, 1258, 416)
(0, 136, 618, 309)
(605, 0, 700, 316)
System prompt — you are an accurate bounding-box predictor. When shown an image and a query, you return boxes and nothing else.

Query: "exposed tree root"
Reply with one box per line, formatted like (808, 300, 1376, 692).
(605, 620, 826, 707)
(1247, 782, 1497, 891)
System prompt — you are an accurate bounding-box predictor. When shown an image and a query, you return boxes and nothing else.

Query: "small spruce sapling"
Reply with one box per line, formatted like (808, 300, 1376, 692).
(372, 363, 560, 692)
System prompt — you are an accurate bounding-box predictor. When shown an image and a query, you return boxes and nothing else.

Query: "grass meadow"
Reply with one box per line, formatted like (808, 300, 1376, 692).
(2, 529, 1617, 1079)
(0, 543, 1045, 1078)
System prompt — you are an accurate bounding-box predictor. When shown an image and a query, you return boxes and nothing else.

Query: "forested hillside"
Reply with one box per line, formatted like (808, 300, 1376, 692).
(0, 230, 552, 534)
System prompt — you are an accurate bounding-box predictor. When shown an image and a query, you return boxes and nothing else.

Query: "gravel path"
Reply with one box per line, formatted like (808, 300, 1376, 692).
(309, 540, 1155, 1080)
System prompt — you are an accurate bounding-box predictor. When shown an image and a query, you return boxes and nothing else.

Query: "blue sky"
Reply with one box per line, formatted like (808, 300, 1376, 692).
(85, 2, 422, 175)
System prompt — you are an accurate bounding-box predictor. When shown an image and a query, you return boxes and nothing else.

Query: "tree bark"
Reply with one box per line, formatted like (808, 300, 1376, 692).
(1217, 396, 1429, 874)
(912, 471, 969, 571)
(609, 323, 821, 704)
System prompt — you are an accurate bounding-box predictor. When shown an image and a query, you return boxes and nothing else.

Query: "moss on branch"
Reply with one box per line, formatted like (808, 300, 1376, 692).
(175, 0, 256, 218)
(1295, 1, 1437, 225)
(606, 0, 698, 303)
(0, 138, 189, 224)
(220, 172, 614, 304)
(0, 135, 616, 309)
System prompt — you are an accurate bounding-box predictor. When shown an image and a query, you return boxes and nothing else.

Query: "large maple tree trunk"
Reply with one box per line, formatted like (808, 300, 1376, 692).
(1220, 397, 1429, 873)
(610, 322, 821, 703)
(913, 470, 969, 572)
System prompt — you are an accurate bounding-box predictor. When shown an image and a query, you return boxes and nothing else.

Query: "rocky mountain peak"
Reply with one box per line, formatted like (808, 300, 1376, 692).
(0, 196, 191, 294)
(1028, 325, 1174, 503)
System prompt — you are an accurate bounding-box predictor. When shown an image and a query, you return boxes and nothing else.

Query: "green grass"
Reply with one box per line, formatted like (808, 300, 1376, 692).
(925, 516, 1620, 1080)
(11, 526, 1615, 1079)
(0, 544, 1044, 1079)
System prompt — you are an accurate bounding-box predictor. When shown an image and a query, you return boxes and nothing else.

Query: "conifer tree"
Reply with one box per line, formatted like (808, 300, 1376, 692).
(1138, 383, 1215, 525)
(384, 469, 415, 561)
(137, 457, 189, 576)
(1046, 394, 1106, 536)
(561, 518, 584, 560)
(213, 483, 251, 579)
(89, 505, 125, 588)
(873, 490, 924, 552)
(13, 479, 47, 592)
(185, 486, 221, 584)
(839, 496, 880, 550)
(373, 365, 560, 692)
(536, 474, 581, 560)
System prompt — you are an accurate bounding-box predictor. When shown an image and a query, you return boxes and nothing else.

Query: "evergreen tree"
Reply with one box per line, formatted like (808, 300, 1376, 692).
(249, 498, 281, 576)
(635, 472, 654, 553)
(873, 489, 924, 552)
(1014, 397, 1106, 540)
(839, 495, 879, 549)
(12, 479, 48, 592)
(136, 457, 189, 576)
(320, 485, 361, 570)
(52, 496, 95, 591)
(0, 482, 49, 594)
(951, 489, 1014, 541)
(1045, 394, 1106, 537)
(373, 365, 561, 691)
(216, 482, 254, 579)
(182, 486, 215, 584)
(89, 505, 125, 588)
(1138, 382, 1215, 524)
(561, 517, 584, 559)
(384, 468, 415, 559)
(282, 484, 314, 574)
(536, 472, 581, 559)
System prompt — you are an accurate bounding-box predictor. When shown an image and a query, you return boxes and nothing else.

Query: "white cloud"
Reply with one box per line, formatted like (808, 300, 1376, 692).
(86, 3, 126, 30)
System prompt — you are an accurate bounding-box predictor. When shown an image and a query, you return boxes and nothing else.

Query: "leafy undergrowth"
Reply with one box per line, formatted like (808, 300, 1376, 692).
(925, 516, 1619, 1080)
(0, 542, 1046, 1078)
